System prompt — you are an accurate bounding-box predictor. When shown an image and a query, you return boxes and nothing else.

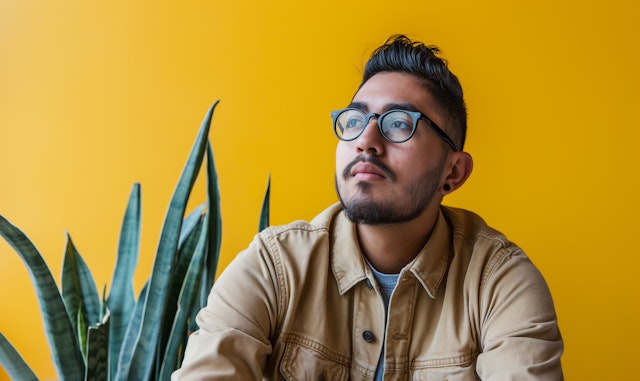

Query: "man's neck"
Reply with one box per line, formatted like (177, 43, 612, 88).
(356, 205, 440, 274)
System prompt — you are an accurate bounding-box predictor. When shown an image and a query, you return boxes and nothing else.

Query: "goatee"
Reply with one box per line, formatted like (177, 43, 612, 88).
(336, 154, 446, 225)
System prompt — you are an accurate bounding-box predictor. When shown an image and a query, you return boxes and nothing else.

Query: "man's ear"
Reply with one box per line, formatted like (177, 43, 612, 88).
(442, 152, 473, 194)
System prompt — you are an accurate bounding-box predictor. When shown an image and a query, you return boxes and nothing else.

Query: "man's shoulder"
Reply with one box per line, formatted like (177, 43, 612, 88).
(245, 204, 346, 277)
(259, 203, 342, 235)
(440, 206, 543, 292)
(440, 205, 520, 256)
(257, 203, 342, 243)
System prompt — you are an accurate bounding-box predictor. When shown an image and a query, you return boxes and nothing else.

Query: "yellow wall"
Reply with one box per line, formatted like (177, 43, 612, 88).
(1, 1, 638, 380)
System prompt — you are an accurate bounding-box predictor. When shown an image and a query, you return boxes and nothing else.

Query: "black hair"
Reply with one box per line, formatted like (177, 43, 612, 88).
(361, 35, 467, 150)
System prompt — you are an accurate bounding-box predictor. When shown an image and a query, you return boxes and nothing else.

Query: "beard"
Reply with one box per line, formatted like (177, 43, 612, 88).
(336, 154, 446, 225)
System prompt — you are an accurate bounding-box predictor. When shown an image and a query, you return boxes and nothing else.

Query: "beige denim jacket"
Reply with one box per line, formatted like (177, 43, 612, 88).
(173, 203, 563, 380)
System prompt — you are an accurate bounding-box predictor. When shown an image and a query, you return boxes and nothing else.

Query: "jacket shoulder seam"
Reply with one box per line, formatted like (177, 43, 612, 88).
(259, 222, 330, 342)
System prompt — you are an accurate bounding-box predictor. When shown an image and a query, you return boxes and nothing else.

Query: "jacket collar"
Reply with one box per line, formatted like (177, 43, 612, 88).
(323, 203, 451, 298)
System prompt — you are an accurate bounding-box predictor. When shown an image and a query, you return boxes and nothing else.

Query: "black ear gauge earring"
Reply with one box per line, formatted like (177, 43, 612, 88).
(443, 184, 451, 192)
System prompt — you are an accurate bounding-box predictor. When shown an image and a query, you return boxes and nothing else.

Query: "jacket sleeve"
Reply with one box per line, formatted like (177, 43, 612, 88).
(475, 248, 564, 380)
(172, 234, 281, 380)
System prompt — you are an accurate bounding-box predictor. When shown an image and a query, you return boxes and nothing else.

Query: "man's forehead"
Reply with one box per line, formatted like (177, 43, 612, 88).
(350, 72, 445, 127)
(352, 72, 433, 103)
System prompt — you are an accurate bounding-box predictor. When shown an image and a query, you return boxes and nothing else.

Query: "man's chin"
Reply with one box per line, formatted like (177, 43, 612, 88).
(340, 199, 389, 225)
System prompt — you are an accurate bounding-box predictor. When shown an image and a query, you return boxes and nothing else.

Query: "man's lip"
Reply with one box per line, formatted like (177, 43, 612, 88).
(350, 162, 386, 178)
(342, 154, 396, 181)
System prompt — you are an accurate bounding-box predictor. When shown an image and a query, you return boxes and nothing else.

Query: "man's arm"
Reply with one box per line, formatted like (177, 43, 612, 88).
(475, 250, 564, 380)
(172, 235, 280, 380)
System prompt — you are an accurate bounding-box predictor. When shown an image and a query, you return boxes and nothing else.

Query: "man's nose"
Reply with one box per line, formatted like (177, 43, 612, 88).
(355, 116, 385, 154)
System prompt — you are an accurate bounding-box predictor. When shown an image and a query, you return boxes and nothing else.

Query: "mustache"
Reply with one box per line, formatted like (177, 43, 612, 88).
(342, 154, 396, 182)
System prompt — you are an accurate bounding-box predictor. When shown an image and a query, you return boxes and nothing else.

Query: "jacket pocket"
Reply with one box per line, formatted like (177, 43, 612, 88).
(412, 367, 478, 381)
(279, 339, 350, 381)
(411, 352, 478, 381)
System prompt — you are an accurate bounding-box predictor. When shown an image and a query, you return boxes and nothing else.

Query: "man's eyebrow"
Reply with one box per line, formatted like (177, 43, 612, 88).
(347, 102, 420, 113)
(385, 103, 420, 113)
(347, 101, 368, 111)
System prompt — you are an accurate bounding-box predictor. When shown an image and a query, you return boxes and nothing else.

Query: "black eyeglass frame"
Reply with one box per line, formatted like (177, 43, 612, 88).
(330, 108, 459, 151)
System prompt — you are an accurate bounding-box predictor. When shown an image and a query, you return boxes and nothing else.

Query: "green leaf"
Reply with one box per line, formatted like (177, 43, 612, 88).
(187, 292, 201, 335)
(85, 313, 110, 381)
(200, 142, 222, 308)
(114, 282, 147, 378)
(77, 308, 88, 362)
(100, 285, 107, 324)
(179, 204, 206, 247)
(154, 212, 205, 379)
(0, 215, 85, 380)
(158, 216, 209, 381)
(106, 183, 141, 379)
(259, 174, 271, 232)
(0, 332, 39, 381)
(118, 101, 218, 381)
(61, 234, 100, 345)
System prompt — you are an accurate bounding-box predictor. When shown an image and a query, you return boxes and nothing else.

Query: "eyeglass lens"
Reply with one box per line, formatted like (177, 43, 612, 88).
(335, 109, 416, 143)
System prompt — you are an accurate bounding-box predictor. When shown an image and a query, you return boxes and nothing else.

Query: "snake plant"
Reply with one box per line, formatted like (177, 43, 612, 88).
(0, 101, 271, 381)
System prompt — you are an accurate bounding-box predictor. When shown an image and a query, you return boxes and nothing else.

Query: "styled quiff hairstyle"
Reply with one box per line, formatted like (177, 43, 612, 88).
(361, 35, 467, 150)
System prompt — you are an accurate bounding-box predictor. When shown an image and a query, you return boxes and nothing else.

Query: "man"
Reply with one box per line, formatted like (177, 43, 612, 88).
(173, 35, 563, 380)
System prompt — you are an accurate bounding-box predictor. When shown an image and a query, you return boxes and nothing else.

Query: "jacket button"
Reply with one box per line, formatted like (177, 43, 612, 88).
(362, 330, 375, 342)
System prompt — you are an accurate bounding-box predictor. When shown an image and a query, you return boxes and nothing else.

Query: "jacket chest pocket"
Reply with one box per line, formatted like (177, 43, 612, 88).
(279, 340, 350, 381)
(411, 367, 478, 381)
(410, 353, 478, 381)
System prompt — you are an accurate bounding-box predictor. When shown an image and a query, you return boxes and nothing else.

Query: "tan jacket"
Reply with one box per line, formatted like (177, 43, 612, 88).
(173, 203, 563, 380)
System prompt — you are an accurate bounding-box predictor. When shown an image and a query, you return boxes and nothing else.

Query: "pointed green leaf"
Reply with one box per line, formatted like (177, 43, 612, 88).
(62, 234, 100, 341)
(164, 208, 206, 342)
(259, 174, 271, 232)
(158, 217, 209, 381)
(85, 313, 109, 381)
(100, 285, 107, 322)
(200, 142, 222, 308)
(114, 282, 147, 379)
(0, 215, 85, 380)
(106, 183, 141, 379)
(77, 308, 88, 362)
(0, 332, 39, 381)
(179, 204, 206, 247)
(155, 213, 205, 378)
(119, 101, 219, 381)
(187, 292, 201, 335)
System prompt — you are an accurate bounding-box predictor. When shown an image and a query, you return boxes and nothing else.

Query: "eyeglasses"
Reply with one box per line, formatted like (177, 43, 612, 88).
(330, 108, 458, 151)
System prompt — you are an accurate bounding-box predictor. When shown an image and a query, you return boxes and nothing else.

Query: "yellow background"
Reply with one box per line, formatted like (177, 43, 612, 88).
(1, 1, 638, 380)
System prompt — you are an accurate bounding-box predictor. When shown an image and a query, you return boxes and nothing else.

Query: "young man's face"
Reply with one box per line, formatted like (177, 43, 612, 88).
(335, 72, 450, 225)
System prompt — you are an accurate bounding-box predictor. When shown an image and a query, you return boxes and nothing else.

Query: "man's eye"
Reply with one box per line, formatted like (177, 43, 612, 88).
(387, 119, 412, 130)
(345, 118, 364, 128)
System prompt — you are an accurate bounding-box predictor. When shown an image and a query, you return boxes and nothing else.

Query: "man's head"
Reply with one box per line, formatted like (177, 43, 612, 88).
(334, 35, 473, 225)
(361, 34, 467, 151)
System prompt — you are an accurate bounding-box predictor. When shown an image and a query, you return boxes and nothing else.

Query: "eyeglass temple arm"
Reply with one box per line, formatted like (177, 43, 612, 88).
(422, 117, 458, 151)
